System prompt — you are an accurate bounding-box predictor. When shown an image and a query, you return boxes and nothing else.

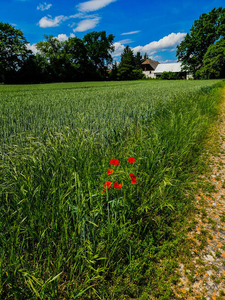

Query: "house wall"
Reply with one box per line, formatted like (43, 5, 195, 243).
(142, 71, 155, 78)
(187, 73, 194, 79)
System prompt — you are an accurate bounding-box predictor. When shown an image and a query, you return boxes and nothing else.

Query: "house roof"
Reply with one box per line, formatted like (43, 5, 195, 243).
(141, 59, 160, 70)
(154, 62, 182, 74)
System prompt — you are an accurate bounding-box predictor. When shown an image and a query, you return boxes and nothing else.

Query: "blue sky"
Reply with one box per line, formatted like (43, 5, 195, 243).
(1, 0, 224, 63)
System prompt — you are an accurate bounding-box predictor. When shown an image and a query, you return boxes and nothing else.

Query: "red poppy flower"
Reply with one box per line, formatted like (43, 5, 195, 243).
(131, 179, 137, 184)
(114, 182, 122, 189)
(101, 189, 105, 194)
(103, 181, 112, 189)
(107, 168, 114, 175)
(129, 173, 136, 180)
(128, 157, 136, 163)
(110, 159, 119, 165)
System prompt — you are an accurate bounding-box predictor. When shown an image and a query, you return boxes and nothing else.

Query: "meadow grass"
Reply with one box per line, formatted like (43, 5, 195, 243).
(0, 79, 224, 299)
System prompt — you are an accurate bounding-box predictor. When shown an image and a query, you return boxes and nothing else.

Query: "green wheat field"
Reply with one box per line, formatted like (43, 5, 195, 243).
(0, 79, 224, 299)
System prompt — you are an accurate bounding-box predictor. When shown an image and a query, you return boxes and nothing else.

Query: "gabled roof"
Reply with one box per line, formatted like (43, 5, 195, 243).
(141, 59, 160, 70)
(154, 62, 182, 74)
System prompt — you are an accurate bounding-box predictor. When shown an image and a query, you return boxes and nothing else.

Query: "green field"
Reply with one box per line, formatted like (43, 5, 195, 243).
(0, 80, 224, 299)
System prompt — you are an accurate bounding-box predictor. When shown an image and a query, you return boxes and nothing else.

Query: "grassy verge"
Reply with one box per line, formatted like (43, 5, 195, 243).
(0, 80, 224, 299)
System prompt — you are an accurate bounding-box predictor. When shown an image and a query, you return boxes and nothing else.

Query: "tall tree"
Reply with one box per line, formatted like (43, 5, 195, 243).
(197, 38, 225, 79)
(120, 45, 133, 61)
(36, 35, 65, 81)
(63, 37, 91, 81)
(83, 31, 115, 77)
(176, 7, 225, 76)
(118, 46, 143, 80)
(143, 53, 149, 61)
(109, 61, 118, 80)
(118, 46, 135, 80)
(134, 51, 143, 69)
(0, 22, 30, 82)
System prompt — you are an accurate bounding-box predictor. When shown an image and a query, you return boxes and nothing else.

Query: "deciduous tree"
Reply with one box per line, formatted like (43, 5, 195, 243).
(83, 31, 115, 77)
(36, 35, 65, 81)
(197, 38, 225, 79)
(0, 22, 30, 82)
(176, 7, 225, 77)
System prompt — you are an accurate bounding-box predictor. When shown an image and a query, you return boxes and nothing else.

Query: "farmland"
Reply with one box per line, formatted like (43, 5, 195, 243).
(0, 79, 224, 299)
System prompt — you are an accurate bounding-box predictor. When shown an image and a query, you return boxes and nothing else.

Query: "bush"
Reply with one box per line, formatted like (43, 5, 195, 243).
(160, 72, 180, 80)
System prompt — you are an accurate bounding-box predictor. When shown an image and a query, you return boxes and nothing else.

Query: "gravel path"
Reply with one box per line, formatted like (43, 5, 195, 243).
(175, 90, 225, 299)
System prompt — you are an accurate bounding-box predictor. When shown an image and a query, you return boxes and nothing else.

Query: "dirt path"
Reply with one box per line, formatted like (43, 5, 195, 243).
(175, 88, 225, 299)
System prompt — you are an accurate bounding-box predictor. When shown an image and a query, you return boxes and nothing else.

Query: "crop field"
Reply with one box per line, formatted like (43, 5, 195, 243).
(0, 79, 224, 299)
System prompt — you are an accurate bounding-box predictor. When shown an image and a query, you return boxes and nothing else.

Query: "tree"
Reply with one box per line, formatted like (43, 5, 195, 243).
(176, 7, 225, 77)
(143, 53, 149, 61)
(0, 22, 30, 82)
(118, 46, 135, 80)
(63, 37, 93, 81)
(134, 51, 143, 69)
(83, 31, 115, 77)
(36, 35, 65, 81)
(109, 61, 118, 80)
(118, 46, 143, 80)
(197, 38, 225, 79)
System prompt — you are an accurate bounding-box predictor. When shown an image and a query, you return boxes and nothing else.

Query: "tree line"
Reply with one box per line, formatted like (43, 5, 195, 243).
(0, 7, 224, 83)
(0, 22, 147, 84)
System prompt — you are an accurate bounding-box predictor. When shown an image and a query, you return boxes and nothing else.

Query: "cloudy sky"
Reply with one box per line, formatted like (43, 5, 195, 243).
(1, 0, 224, 63)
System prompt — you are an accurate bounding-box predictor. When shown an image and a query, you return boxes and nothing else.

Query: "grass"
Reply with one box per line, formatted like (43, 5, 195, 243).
(0, 79, 224, 299)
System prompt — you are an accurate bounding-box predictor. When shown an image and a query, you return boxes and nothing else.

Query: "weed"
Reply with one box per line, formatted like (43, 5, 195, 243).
(212, 265, 219, 271)
(215, 250, 222, 258)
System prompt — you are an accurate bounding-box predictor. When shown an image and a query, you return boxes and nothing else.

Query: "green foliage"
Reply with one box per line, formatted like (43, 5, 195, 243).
(0, 22, 30, 82)
(83, 31, 115, 78)
(143, 52, 149, 61)
(118, 46, 144, 80)
(109, 61, 118, 80)
(35, 35, 97, 82)
(160, 71, 180, 80)
(134, 51, 143, 69)
(0, 80, 223, 298)
(197, 38, 225, 79)
(176, 7, 225, 77)
(0, 23, 115, 83)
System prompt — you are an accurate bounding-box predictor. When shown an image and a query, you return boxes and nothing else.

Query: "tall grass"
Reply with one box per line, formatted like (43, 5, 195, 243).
(0, 80, 223, 299)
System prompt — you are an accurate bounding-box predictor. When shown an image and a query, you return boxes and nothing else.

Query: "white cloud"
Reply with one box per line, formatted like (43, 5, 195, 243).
(26, 43, 39, 54)
(69, 13, 86, 19)
(73, 17, 100, 32)
(161, 59, 178, 63)
(68, 22, 76, 28)
(132, 32, 186, 55)
(112, 32, 186, 59)
(117, 39, 133, 44)
(37, 2, 52, 11)
(112, 42, 125, 57)
(121, 30, 140, 35)
(38, 15, 67, 28)
(55, 34, 69, 41)
(77, 0, 116, 12)
(38, 13, 88, 28)
(54, 33, 77, 41)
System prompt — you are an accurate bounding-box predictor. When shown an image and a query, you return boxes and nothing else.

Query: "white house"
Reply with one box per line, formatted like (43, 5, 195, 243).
(141, 61, 193, 79)
(153, 62, 182, 77)
(141, 59, 160, 78)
